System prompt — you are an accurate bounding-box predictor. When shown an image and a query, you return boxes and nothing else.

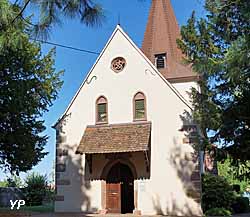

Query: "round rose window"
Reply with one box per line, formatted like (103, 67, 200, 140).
(111, 57, 126, 73)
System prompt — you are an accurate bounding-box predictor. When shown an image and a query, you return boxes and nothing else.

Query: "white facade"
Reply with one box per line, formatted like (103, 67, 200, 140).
(54, 26, 202, 216)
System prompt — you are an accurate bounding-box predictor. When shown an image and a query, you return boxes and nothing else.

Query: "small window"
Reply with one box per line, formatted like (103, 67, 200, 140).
(111, 57, 126, 73)
(155, 53, 166, 69)
(96, 96, 108, 123)
(133, 92, 146, 121)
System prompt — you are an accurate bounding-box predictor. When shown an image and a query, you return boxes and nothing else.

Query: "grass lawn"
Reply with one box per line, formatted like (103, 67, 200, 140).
(21, 203, 54, 212)
(0, 203, 54, 213)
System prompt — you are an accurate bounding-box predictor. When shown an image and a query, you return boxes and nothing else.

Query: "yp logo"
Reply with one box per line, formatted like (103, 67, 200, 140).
(10, 200, 25, 210)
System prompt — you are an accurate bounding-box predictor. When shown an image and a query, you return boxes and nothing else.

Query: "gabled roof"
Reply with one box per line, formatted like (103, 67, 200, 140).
(76, 122, 151, 154)
(53, 25, 192, 128)
(141, 0, 197, 82)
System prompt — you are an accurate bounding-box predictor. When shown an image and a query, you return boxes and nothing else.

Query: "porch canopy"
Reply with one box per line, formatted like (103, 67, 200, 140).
(76, 122, 151, 154)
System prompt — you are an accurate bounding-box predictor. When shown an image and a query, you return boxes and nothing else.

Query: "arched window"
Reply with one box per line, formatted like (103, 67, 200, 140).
(133, 92, 146, 121)
(96, 96, 108, 123)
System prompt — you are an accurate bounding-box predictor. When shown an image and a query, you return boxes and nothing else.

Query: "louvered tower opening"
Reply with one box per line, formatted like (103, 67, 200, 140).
(155, 53, 166, 69)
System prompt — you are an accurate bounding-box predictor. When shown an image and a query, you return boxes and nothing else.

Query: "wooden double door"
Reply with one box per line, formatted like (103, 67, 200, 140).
(106, 162, 134, 214)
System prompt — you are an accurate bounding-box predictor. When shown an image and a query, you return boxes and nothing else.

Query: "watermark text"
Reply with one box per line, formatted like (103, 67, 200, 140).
(10, 200, 25, 210)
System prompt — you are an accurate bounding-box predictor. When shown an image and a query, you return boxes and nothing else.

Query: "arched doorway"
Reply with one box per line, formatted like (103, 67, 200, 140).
(106, 162, 134, 214)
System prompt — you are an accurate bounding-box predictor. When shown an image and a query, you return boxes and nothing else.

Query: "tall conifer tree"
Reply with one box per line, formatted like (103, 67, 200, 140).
(178, 0, 250, 178)
(0, 0, 63, 174)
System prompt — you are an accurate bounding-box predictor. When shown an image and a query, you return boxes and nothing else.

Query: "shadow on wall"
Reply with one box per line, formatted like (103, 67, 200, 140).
(180, 110, 201, 152)
(56, 142, 97, 213)
(152, 195, 200, 216)
(84, 152, 150, 182)
(152, 109, 202, 216)
(151, 144, 201, 216)
(152, 195, 164, 215)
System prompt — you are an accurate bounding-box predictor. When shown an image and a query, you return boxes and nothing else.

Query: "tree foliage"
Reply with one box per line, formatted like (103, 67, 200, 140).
(5, 175, 23, 187)
(218, 158, 250, 193)
(0, 179, 8, 187)
(178, 0, 250, 178)
(0, 0, 63, 174)
(202, 173, 236, 212)
(11, 0, 105, 39)
(0, 175, 23, 187)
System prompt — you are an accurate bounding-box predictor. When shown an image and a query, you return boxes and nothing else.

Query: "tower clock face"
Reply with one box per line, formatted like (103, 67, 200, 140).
(111, 57, 126, 73)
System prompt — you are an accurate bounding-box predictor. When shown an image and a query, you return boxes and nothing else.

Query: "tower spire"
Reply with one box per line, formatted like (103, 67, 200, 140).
(142, 0, 196, 83)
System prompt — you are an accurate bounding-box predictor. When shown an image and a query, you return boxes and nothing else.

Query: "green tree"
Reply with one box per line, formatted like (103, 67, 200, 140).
(0, 179, 8, 187)
(0, 175, 23, 187)
(9, 0, 105, 38)
(6, 175, 23, 187)
(0, 0, 63, 174)
(218, 158, 250, 194)
(178, 0, 250, 178)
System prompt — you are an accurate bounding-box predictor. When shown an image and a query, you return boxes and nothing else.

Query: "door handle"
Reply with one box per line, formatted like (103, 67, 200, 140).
(111, 193, 118, 195)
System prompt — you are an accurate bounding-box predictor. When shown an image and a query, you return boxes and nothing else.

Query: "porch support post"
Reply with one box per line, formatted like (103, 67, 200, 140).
(99, 180, 107, 214)
(133, 180, 141, 215)
(144, 151, 150, 172)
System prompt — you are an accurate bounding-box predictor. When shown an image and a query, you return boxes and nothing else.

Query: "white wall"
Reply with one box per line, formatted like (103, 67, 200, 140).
(55, 26, 202, 216)
(173, 81, 198, 104)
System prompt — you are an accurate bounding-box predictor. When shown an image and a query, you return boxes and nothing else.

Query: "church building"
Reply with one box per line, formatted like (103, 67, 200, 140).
(53, 0, 203, 215)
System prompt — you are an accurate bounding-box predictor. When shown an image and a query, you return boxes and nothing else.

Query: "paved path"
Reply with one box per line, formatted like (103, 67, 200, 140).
(1, 212, 250, 217)
(30, 214, 161, 217)
(27, 213, 250, 217)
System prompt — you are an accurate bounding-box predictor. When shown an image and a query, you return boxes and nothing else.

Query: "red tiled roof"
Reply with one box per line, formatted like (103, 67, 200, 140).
(76, 122, 151, 154)
(141, 0, 197, 82)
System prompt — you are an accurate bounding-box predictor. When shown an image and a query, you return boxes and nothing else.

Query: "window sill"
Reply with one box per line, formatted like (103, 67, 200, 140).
(96, 121, 108, 125)
(133, 118, 147, 122)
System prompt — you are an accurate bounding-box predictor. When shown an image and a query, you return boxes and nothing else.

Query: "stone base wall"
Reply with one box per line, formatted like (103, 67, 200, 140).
(0, 187, 24, 207)
(0, 212, 30, 217)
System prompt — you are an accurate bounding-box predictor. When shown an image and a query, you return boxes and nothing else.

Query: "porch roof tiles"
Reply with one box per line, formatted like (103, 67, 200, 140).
(76, 122, 151, 154)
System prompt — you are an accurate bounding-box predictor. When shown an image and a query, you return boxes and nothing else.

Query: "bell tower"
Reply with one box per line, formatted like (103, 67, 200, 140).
(142, 0, 197, 83)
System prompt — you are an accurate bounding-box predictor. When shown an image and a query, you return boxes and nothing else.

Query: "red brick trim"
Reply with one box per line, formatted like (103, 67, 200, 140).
(57, 179, 70, 185)
(191, 170, 200, 181)
(168, 75, 199, 83)
(192, 180, 201, 191)
(56, 149, 68, 156)
(56, 163, 66, 172)
(186, 188, 200, 200)
(54, 195, 64, 201)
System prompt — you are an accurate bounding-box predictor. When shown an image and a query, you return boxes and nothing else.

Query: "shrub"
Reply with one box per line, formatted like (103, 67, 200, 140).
(24, 172, 48, 206)
(231, 196, 249, 213)
(232, 184, 241, 193)
(44, 188, 56, 204)
(205, 208, 232, 216)
(6, 176, 23, 187)
(202, 173, 236, 212)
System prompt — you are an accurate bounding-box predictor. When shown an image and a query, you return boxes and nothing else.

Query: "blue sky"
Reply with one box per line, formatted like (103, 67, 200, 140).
(1, 0, 205, 181)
